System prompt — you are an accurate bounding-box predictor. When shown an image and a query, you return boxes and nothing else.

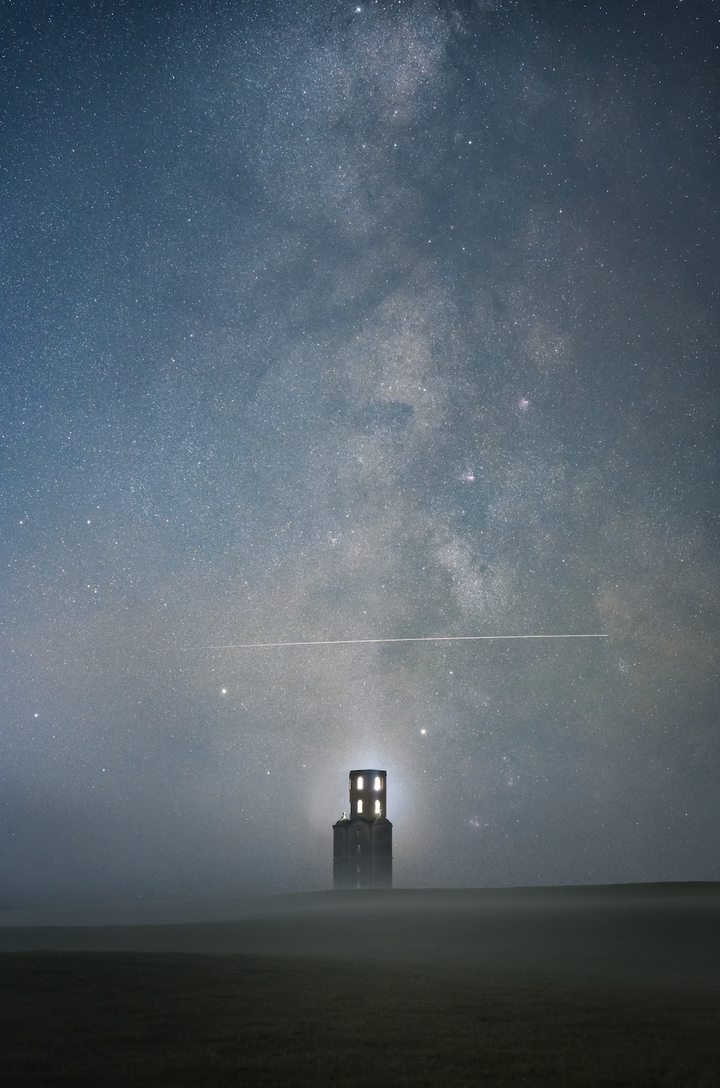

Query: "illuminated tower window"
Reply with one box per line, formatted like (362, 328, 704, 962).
(357, 776, 364, 789)
(374, 776, 381, 790)
(357, 799, 363, 813)
(375, 799, 381, 814)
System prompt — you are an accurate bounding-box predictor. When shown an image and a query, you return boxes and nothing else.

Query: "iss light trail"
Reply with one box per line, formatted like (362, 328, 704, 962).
(189, 634, 608, 651)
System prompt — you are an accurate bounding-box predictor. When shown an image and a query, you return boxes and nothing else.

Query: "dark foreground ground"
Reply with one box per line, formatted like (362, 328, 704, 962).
(1, 884, 718, 1086)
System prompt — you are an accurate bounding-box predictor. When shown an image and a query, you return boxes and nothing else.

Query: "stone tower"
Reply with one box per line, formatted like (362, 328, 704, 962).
(333, 769, 392, 889)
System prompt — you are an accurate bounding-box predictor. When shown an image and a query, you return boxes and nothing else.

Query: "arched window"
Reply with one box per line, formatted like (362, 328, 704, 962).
(374, 776, 381, 790)
(375, 799, 381, 814)
(357, 800, 363, 814)
(357, 776, 364, 789)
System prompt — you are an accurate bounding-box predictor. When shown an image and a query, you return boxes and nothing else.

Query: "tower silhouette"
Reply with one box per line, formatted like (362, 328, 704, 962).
(333, 769, 392, 889)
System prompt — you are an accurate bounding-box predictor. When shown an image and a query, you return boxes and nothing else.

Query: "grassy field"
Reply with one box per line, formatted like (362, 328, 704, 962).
(1, 950, 719, 1087)
(2, 887, 719, 1085)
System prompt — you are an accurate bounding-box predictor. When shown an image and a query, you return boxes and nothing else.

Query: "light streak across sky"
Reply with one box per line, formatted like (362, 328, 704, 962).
(187, 634, 609, 651)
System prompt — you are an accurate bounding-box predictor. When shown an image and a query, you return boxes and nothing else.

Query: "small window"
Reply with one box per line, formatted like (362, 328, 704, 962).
(357, 845, 361, 853)
(374, 776, 381, 790)
(375, 799, 381, 814)
(357, 776, 364, 789)
(357, 800, 363, 813)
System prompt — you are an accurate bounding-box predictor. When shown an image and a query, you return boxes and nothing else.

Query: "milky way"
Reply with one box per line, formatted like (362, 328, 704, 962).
(1, 0, 718, 907)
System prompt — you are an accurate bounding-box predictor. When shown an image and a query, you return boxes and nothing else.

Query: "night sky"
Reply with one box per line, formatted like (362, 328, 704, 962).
(2, 0, 718, 909)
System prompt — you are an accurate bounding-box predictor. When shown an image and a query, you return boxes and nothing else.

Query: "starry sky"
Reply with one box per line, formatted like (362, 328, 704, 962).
(1, 0, 718, 909)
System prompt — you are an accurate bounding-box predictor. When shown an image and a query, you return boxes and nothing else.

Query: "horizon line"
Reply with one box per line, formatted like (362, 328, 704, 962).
(184, 633, 609, 651)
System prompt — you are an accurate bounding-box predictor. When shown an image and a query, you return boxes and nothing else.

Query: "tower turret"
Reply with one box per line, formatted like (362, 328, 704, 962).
(333, 769, 392, 889)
